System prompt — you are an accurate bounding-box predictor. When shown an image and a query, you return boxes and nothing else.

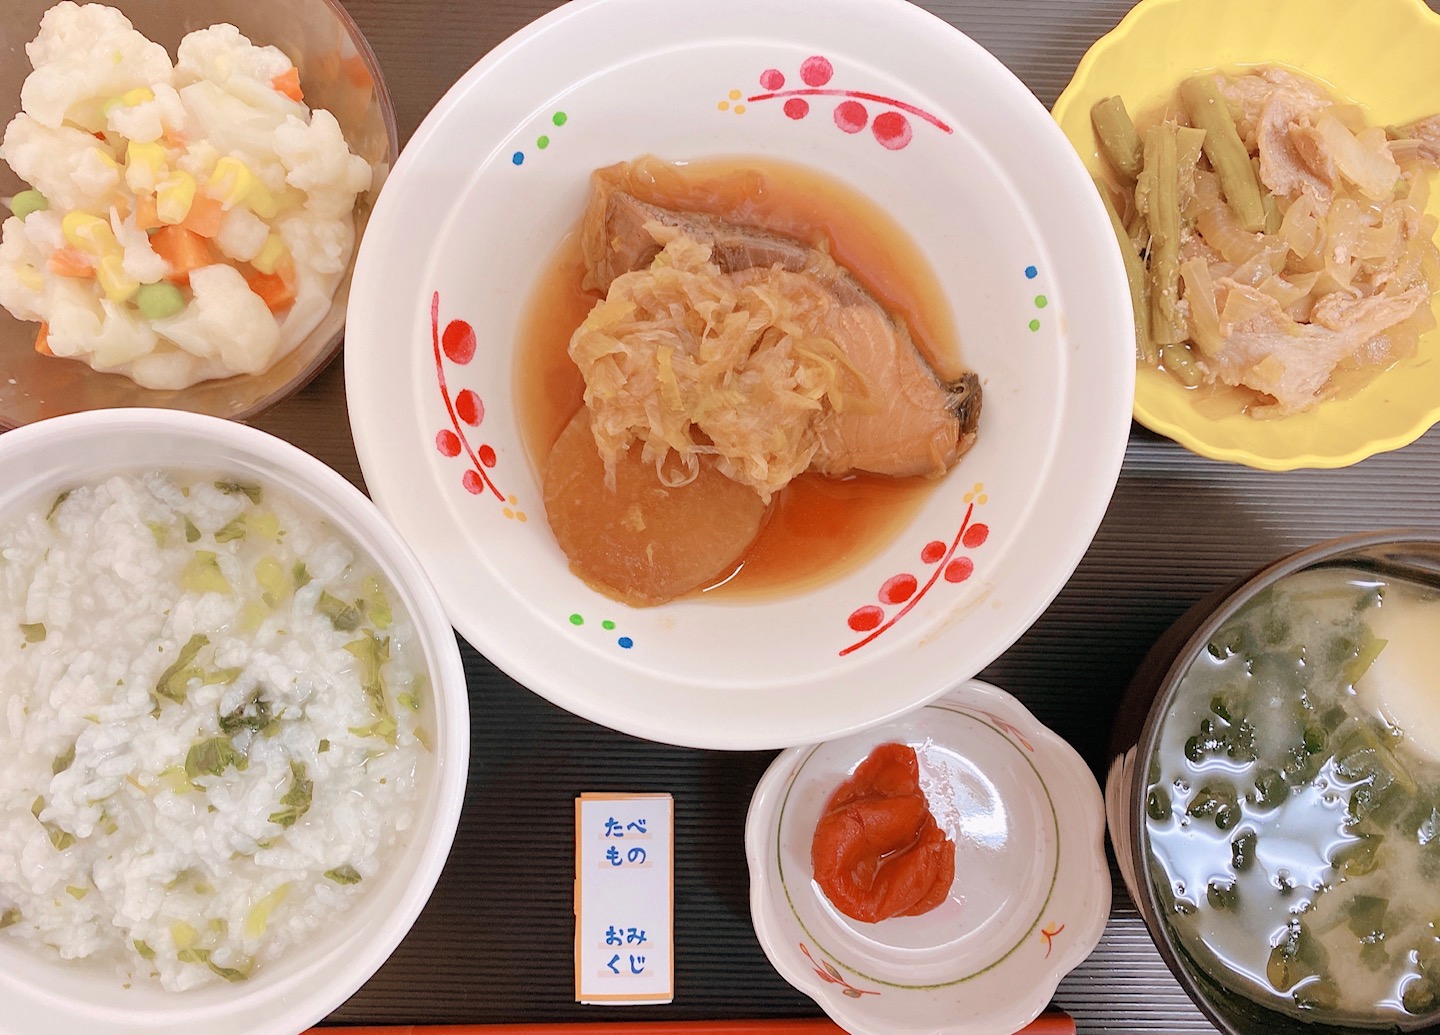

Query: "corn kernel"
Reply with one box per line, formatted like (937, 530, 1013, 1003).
(126, 141, 166, 175)
(156, 171, 197, 225)
(18, 264, 43, 292)
(246, 180, 279, 220)
(206, 157, 254, 210)
(97, 254, 138, 302)
(101, 87, 154, 117)
(271, 187, 304, 216)
(251, 233, 289, 275)
(61, 211, 118, 256)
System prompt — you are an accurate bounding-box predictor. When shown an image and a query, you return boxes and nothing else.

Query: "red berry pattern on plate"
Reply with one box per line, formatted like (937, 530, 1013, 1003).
(430, 291, 525, 519)
(720, 55, 953, 151)
(841, 484, 990, 656)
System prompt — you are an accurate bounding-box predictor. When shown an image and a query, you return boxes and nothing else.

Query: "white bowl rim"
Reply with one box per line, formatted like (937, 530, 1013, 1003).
(0, 408, 469, 1035)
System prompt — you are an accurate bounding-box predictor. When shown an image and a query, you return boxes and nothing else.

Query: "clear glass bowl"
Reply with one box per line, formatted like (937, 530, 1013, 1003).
(0, 0, 398, 428)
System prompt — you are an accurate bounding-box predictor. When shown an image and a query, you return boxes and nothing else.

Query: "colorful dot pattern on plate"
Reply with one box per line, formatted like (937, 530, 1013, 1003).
(568, 613, 634, 650)
(720, 55, 952, 151)
(430, 292, 515, 511)
(841, 488, 991, 656)
(1025, 264, 1045, 332)
(511, 111, 568, 166)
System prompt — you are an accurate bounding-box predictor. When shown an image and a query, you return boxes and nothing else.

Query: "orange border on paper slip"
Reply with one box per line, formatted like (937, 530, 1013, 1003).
(573, 792, 675, 1003)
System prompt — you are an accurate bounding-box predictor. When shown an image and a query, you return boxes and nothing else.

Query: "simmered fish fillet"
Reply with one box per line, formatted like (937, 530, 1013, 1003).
(584, 186, 981, 479)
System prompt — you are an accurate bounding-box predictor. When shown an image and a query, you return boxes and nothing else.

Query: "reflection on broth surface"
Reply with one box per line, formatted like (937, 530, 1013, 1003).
(1147, 567, 1440, 1023)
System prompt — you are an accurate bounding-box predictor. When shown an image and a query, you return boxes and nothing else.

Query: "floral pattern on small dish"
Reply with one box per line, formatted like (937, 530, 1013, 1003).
(800, 942, 879, 999)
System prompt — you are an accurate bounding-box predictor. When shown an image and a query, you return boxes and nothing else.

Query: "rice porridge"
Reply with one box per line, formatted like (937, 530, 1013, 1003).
(0, 471, 428, 990)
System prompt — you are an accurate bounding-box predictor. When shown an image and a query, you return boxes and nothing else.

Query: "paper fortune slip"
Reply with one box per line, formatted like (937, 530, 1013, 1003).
(574, 792, 675, 1004)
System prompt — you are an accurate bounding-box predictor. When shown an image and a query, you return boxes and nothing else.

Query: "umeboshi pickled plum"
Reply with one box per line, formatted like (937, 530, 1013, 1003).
(810, 742, 956, 923)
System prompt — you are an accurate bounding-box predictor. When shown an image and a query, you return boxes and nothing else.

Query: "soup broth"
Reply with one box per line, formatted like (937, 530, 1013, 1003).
(1146, 566, 1440, 1023)
(516, 157, 962, 599)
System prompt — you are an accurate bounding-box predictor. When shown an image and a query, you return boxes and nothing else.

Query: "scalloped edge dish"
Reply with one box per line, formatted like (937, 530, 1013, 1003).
(1053, 0, 1440, 471)
(745, 680, 1109, 1035)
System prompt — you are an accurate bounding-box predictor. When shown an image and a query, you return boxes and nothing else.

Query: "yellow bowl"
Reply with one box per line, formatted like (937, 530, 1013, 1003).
(1053, 0, 1440, 470)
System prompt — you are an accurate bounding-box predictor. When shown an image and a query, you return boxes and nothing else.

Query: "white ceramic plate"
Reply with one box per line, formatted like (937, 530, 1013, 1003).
(345, 0, 1133, 749)
(746, 680, 1110, 1035)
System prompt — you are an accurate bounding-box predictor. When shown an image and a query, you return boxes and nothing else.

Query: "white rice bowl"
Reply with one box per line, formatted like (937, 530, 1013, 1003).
(0, 409, 467, 1035)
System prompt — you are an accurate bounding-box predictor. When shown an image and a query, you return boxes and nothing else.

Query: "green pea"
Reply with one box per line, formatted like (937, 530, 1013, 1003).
(135, 282, 186, 320)
(9, 189, 48, 220)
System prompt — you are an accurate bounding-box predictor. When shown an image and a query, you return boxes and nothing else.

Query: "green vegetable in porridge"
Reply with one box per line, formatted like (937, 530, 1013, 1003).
(1146, 566, 1440, 1024)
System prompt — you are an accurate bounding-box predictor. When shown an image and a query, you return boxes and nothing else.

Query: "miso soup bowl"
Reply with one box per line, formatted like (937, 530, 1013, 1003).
(1106, 530, 1440, 1035)
(0, 409, 468, 1035)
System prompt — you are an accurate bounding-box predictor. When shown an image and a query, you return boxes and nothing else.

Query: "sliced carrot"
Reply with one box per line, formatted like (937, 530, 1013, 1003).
(34, 322, 52, 356)
(48, 248, 96, 278)
(182, 194, 226, 238)
(245, 269, 295, 313)
(134, 194, 162, 231)
(150, 225, 213, 286)
(271, 67, 304, 103)
(342, 55, 373, 89)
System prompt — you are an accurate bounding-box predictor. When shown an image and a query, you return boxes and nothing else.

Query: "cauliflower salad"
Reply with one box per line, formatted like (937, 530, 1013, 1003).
(0, 3, 374, 388)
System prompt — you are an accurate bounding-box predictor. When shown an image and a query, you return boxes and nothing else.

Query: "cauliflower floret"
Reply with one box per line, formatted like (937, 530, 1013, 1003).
(71, 146, 121, 198)
(0, 216, 48, 322)
(277, 210, 354, 276)
(44, 276, 105, 358)
(178, 82, 290, 191)
(129, 346, 202, 390)
(273, 110, 372, 218)
(23, 210, 66, 254)
(1, 115, 117, 214)
(21, 2, 173, 131)
(175, 140, 221, 184)
(176, 24, 291, 88)
(106, 83, 187, 144)
(153, 263, 278, 374)
(215, 206, 268, 262)
(175, 24, 305, 119)
(276, 267, 338, 356)
(89, 300, 158, 369)
(109, 210, 170, 284)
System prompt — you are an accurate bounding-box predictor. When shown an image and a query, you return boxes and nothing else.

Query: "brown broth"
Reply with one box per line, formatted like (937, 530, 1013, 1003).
(515, 157, 960, 599)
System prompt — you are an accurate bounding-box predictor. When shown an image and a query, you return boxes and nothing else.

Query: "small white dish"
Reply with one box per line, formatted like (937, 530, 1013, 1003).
(746, 680, 1109, 1035)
